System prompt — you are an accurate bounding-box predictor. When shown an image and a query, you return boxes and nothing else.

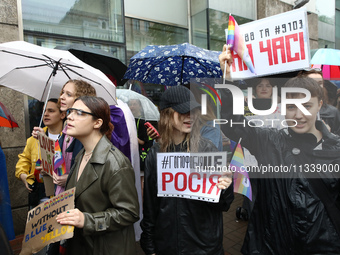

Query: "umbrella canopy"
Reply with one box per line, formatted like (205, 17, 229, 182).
(0, 101, 18, 128)
(123, 42, 222, 86)
(311, 63, 340, 80)
(311, 48, 340, 66)
(0, 41, 117, 105)
(55, 44, 127, 86)
(116, 89, 160, 121)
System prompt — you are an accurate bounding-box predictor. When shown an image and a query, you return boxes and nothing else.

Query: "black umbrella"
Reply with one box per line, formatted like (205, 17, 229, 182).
(55, 44, 127, 86)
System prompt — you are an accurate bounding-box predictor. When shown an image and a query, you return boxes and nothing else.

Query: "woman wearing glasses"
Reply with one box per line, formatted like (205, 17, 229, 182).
(56, 96, 139, 255)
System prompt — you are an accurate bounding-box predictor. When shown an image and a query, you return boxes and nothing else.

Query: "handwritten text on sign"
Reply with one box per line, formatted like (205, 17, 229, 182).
(227, 8, 310, 79)
(37, 133, 55, 177)
(157, 152, 227, 203)
(20, 188, 75, 255)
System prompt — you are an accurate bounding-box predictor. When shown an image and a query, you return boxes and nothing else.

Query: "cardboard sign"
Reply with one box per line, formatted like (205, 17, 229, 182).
(20, 188, 76, 255)
(228, 8, 310, 79)
(37, 132, 55, 177)
(157, 152, 227, 203)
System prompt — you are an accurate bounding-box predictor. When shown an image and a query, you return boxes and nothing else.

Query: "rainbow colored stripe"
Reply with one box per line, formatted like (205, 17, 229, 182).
(199, 83, 222, 106)
(227, 15, 256, 74)
(230, 142, 252, 201)
(34, 159, 43, 183)
(54, 140, 66, 176)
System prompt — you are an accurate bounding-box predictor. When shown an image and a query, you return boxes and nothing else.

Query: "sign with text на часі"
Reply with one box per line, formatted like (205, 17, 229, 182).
(228, 8, 310, 79)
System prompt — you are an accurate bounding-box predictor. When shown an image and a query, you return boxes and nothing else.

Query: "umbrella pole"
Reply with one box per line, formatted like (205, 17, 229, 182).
(38, 62, 59, 128)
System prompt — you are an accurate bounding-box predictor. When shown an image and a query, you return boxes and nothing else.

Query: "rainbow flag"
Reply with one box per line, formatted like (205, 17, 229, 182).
(54, 140, 66, 176)
(34, 159, 43, 183)
(229, 140, 252, 201)
(226, 15, 256, 74)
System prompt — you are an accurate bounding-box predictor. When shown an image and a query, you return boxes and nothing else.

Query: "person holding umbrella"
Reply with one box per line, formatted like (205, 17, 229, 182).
(56, 96, 139, 255)
(16, 98, 66, 207)
(140, 85, 234, 255)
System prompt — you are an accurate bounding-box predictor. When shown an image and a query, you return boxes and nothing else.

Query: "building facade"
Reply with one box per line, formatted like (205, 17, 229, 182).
(0, 0, 338, 236)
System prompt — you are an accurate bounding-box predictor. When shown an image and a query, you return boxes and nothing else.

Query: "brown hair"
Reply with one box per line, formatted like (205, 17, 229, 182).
(284, 77, 323, 102)
(297, 68, 323, 78)
(74, 96, 113, 140)
(58, 79, 96, 108)
(158, 107, 200, 152)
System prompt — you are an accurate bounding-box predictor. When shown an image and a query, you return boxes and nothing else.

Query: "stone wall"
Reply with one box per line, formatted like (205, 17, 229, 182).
(0, 0, 28, 236)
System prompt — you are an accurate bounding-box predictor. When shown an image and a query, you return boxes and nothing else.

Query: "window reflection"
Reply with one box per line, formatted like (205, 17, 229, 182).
(125, 17, 188, 64)
(22, 0, 124, 43)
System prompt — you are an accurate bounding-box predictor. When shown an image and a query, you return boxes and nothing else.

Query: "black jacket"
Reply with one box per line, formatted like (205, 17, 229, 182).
(222, 112, 340, 254)
(320, 103, 340, 135)
(140, 139, 234, 255)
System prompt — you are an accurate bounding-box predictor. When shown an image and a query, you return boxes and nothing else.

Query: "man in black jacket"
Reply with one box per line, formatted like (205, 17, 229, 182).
(297, 68, 340, 135)
(219, 45, 340, 255)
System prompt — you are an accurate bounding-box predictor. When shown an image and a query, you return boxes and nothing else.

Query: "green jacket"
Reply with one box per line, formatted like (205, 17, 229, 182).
(65, 135, 140, 255)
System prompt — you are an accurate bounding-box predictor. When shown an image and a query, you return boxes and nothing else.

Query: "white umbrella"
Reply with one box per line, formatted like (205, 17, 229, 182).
(0, 41, 117, 106)
(116, 89, 160, 121)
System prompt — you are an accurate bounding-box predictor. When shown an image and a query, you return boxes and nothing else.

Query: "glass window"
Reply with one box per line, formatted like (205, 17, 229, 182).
(133, 20, 140, 31)
(24, 34, 126, 64)
(316, 0, 335, 25)
(209, 10, 253, 51)
(192, 9, 208, 49)
(336, 4, 340, 49)
(125, 17, 188, 64)
(22, 0, 125, 43)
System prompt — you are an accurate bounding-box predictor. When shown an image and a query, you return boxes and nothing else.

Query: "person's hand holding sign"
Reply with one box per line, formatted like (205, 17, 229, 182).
(53, 171, 68, 187)
(56, 208, 85, 228)
(216, 171, 233, 190)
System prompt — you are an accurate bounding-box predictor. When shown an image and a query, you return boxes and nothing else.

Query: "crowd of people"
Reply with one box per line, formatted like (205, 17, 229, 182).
(3, 43, 339, 255)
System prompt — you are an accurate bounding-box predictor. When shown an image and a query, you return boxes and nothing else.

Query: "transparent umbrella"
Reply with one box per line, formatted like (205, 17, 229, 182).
(116, 89, 160, 121)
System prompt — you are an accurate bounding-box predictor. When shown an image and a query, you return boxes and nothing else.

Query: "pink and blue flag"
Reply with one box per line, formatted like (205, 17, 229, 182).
(229, 140, 252, 201)
(226, 15, 256, 74)
(54, 140, 66, 176)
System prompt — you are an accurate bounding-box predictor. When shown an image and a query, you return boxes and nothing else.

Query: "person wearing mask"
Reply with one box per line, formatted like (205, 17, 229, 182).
(56, 96, 139, 255)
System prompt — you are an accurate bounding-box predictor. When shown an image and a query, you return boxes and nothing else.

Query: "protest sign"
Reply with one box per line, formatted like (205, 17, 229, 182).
(20, 188, 75, 255)
(37, 132, 55, 177)
(157, 152, 227, 203)
(227, 8, 310, 79)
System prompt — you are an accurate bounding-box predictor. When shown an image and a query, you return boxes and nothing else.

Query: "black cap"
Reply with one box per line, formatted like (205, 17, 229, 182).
(159, 86, 200, 114)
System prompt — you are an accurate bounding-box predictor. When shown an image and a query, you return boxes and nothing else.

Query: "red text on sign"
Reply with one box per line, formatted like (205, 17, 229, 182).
(259, 32, 305, 65)
(38, 135, 55, 154)
(162, 172, 221, 195)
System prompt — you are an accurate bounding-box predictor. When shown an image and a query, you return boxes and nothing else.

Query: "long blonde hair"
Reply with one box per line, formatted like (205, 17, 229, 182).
(158, 108, 200, 152)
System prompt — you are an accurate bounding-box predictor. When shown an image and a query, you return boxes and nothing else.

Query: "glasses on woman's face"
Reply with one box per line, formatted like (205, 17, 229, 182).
(67, 108, 96, 119)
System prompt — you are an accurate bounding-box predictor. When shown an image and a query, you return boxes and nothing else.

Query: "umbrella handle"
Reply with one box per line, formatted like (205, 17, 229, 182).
(38, 74, 56, 128)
